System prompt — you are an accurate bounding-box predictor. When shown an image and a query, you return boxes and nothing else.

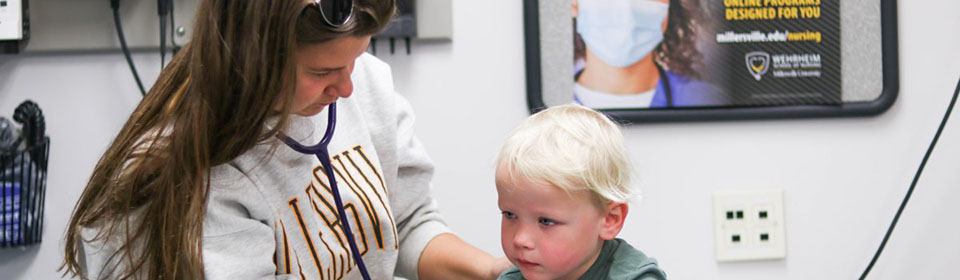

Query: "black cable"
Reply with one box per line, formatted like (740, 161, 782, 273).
(111, 0, 147, 96)
(169, 0, 181, 55)
(160, 17, 167, 67)
(160, 16, 167, 67)
(860, 74, 960, 280)
(158, 0, 169, 68)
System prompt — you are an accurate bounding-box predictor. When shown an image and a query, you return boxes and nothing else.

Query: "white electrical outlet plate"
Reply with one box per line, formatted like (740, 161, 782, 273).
(712, 189, 786, 262)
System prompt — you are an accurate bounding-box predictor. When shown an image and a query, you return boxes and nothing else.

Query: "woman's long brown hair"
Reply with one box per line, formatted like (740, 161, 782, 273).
(61, 0, 394, 279)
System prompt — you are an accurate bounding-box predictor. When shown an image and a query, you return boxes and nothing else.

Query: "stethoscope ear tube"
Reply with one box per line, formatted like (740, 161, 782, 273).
(654, 62, 673, 107)
(282, 103, 372, 280)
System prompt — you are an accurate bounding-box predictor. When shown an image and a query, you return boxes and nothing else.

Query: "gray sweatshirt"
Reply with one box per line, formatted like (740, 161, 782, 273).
(81, 54, 451, 280)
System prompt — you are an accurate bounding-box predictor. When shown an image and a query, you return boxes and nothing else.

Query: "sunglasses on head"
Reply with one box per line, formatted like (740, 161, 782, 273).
(313, 0, 355, 27)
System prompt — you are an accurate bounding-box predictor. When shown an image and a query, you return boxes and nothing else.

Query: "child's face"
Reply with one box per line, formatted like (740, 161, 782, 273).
(496, 172, 607, 280)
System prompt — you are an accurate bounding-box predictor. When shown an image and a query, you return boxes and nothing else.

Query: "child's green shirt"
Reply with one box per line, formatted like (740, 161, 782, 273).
(498, 238, 666, 280)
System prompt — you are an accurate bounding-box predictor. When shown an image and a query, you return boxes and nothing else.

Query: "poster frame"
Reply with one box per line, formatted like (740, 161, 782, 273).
(522, 0, 899, 122)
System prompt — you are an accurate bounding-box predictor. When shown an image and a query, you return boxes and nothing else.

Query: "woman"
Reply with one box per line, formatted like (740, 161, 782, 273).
(573, 0, 727, 109)
(61, 0, 508, 279)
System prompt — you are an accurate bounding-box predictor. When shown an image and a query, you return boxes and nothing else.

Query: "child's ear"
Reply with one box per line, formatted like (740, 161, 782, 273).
(599, 202, 628, 240)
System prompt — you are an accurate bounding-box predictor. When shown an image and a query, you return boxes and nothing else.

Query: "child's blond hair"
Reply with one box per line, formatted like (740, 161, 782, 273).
(497, 104, 636, 206)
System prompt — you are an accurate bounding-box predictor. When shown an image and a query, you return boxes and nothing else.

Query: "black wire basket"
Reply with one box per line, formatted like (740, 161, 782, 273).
(1, 137, 49, 247)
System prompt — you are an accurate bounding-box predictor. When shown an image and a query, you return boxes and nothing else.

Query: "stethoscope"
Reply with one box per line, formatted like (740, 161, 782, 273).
(654, 62, 674, 107)
(281, 102, 372, 280)
(573, 62, 674, 107)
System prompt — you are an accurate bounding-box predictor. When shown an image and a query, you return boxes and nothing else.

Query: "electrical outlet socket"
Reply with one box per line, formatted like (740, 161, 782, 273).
(712, 189, 786, 262)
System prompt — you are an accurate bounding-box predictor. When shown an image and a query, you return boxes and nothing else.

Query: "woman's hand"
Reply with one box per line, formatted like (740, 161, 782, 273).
(419, 233, 512, 280)
(487, 257, 513, 279)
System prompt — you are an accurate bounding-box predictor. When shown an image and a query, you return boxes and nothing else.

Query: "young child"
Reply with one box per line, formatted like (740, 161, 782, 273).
(495, 104, 666, 280)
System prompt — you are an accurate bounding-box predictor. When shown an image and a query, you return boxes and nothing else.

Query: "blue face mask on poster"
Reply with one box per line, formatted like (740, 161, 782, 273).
(577, 0, 669, 67)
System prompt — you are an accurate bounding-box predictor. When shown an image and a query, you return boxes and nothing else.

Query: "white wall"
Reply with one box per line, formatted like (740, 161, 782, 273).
(1, 1, 958, 279)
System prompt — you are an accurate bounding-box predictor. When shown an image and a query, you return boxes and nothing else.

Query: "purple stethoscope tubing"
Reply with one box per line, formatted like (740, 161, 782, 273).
(281, 103, 372, 280)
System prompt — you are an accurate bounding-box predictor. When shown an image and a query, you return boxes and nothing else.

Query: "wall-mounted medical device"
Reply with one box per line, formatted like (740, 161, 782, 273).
(0, 0, 29, 54)
(18, 0, 450, 54)
(371, 0, 452, 55)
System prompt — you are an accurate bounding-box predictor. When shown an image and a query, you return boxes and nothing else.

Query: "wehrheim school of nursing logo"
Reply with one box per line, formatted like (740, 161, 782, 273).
(745, 51, 770, 81)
